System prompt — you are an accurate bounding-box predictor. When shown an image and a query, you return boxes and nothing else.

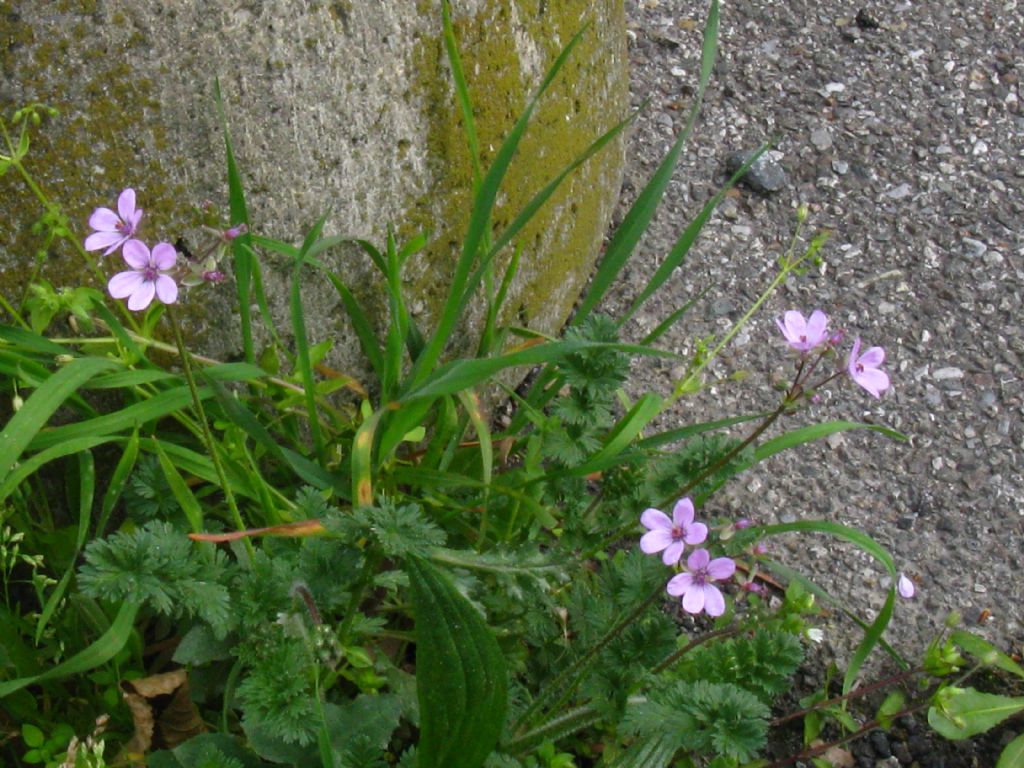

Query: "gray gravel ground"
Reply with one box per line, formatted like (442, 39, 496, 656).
(607, 0, 1024, 677)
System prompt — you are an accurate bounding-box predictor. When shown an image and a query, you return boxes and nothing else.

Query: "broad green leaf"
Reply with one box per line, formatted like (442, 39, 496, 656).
(0, 601, 139, 698)
(0, 356, 117, 485)
(407, 556, 507, 768)
(928, 686, 1024, 740)
(997, 732, 1024, 768)
(951, 630, 1024, 680)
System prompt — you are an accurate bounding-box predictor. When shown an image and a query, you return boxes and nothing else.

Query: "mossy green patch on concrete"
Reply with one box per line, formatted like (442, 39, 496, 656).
(0, 4, 204, 343)
(406, 0, 627, 345)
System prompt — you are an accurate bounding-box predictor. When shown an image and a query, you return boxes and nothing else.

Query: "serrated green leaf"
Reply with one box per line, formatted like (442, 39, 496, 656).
(407, 556, 507, 768)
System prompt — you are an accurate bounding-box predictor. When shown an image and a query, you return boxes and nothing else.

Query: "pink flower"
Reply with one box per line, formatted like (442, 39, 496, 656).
(777, 310, 829, 353)
(897, 573, 916, 599)
(640, 497, 708, 566)
(847, 337, 890, 398)
(108, 240, 178, 311)
(84, 188, 143, 256)
(666, 548, 736, 617)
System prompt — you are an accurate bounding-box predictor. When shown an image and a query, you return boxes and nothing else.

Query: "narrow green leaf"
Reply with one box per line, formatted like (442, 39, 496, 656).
(154, 439, 205, 533)
(0, 601, 139, 698)
(411, 26, 588, 387)
(203, 373, 346, 496)
(35, 451, 95, 644)
(928, 686, 1024, 740)
(405, 340, 671, 402)
(0, 436, 113, 506)
(138, 438, 259, 502)
(352, 408, 384, 507)
(755, 519, 898, 693)
(28, 386, 208, 452)
(407, 556, 507, 768)
(0, 357, 117, 485)
(637, 412, 768, 450)
(324, 271, 384, 379)
(291, 214, 330, 463)
(214, 78, 255, 364)
(97, 429, 139, 536)
(564, 393, 663, 477)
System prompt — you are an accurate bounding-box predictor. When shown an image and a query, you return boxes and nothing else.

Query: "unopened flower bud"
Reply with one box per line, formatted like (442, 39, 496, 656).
(223, 223, 247, 241)
(735, 518, 753, 529)
(202, 270, 226, 283)
(12, 394, 24, 412)
(752, 542, 768, 556)
(55, 354, 75, 365)
(796, 204, 809, 223)
(742, 581, 767, 595)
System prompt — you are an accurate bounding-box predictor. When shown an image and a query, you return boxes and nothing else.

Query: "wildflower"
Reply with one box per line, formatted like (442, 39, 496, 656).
(735, 518, 753, 530)
(84, 188, 143, 256)
(897, 573, 916, 599)
(847, 337, 890, 398)
(640, 497, 708, 566)
(108, 240, 178, 311)
(777, 309, 829, 353)
(666, 548, 736, 617)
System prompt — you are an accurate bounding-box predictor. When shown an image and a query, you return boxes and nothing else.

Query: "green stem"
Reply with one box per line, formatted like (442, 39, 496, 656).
(650, 625, 743, 676)
(504, 705, 602, 756)
(166, 305, 253, 558)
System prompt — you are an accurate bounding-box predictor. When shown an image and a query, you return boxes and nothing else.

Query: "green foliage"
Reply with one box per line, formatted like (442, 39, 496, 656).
(623, 681, 771, 764)
(78, 521, 233, 638)
(672, 630, 804, 703)
(326, 500, 446, 559)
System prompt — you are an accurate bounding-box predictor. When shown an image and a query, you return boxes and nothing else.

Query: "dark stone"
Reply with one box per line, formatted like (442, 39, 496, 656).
(870, 730, 892, 758)
(726, 149, 788, 193)
(856, 8, 881, 29)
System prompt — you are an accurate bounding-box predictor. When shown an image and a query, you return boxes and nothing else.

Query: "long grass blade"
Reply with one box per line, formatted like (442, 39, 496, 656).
(410, 26, 589, 388)
(154, 439, 205, 533)
(97, 429, 139, 536)
(0, 357, 117, 486)
(214, 78, 255, 364)
(291, 214, 330, 463)
(574, 0, 720, 326)
(34, 450, 95, 644)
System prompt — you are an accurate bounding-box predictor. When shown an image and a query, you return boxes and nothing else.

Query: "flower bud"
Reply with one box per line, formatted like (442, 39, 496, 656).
(222, 223, 248, 241)
(796, 204, 809, 223)
(12, 394, 24, 412)
(202, 270, 227, 283)
(735, 518, 753, 529)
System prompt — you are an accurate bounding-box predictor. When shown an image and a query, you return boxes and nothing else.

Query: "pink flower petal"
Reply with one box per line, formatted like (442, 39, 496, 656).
(640, 508, 671, 532)
(84, 231, 123, 252)
(122, 240, 151, 269)
(154, 274, 178, 305)
(127, 280, 156, 311)
(703, 584, 726, 617)
(706, 556, 736, 580)
(117, 188, 137, 221)
(666, 572, 693, 597)
(684, 521, 708, 545)
(857, 369, 890, 398)
(681, 584, 706, 614)
(858, 346, 886, 367)
(898, 573, 916, 599)
(848, 338, 863, 376)
(108, 271, 145, 299)
(806, 310, 828, 341)
(686, 548, 710, 571)
(151, 242, 177, 270)
(640, 529, 673, 554)
(88, 207, 119, 231)
(662, 540, 684, 566)
(671, 498, 695, 527)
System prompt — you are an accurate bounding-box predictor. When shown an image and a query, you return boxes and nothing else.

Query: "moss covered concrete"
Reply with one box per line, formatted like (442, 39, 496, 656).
(1, 1, 627, 371)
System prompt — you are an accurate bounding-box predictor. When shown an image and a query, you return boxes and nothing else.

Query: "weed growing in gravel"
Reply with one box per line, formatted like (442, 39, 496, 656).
(3, 2, 1022, 767)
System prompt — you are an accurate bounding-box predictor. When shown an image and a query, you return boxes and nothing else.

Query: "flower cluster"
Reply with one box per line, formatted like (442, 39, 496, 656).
(777, 308, 890, 399)
(85, 188, 240, 311)
(640, 497, 736, 617)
